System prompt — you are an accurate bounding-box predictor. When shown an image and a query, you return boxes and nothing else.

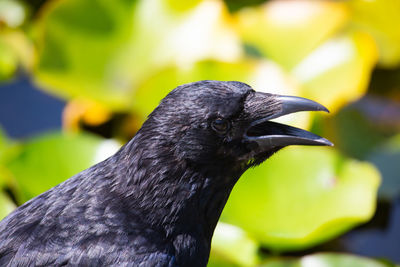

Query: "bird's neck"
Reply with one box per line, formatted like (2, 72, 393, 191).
(113, 133, 241, 246)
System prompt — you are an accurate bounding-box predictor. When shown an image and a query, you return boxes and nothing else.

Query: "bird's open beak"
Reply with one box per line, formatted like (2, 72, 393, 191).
(243, 92, 333, 148)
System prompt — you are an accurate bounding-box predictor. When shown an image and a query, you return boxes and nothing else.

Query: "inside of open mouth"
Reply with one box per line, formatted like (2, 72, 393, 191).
(245, 120, 333, 147)
(246, 120, 303, 137)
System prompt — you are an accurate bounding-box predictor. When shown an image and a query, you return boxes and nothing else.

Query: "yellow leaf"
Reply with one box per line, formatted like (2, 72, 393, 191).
(292, 31, 378, 112)
(235, 0, 349, 69)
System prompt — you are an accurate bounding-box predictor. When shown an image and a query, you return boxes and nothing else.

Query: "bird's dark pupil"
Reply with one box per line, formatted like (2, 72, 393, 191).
(212, 119, 229, 133)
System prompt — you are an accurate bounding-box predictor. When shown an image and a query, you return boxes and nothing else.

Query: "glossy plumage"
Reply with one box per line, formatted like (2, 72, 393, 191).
(0, 81, 331, 266)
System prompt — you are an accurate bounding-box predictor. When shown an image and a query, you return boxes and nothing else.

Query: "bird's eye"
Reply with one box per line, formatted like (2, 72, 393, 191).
(211, 118, 230, 134)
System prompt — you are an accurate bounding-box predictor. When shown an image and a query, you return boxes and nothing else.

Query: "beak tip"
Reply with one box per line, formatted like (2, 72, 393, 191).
(320, 106, 330, 113)
(319, 105, 330, 113)
(321, 138, 334, 147)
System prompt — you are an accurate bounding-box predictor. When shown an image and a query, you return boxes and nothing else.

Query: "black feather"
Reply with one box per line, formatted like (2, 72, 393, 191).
(0, 80, 283, 266)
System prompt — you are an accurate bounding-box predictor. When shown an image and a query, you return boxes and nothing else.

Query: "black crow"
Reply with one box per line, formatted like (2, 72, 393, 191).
(0, 80, 332, 266)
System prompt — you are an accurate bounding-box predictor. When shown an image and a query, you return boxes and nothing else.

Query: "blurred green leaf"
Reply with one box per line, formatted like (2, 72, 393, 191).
(207, 260, 237, 267)
(0, 126, 7, 150)
(0, 191, 16, 220)
(0, 0, 32, 80)
(0, 29, 35, 72)
(210, 222, 259, 266)
(0, 128, 16, 219)
(33, 0, 138, 109)
(292, 31, 378, 112)
(349, 0, 400, 68)
(0, 40, 18, 81)
(0, 127, 16, 188)
(221, 147, 380, 251)
(235, 0, 349, 69)
(165, 0, 202, 12)
(5, 131, 120, 203)
(261, 253, 390, 267)
(33, 0, 240, 110)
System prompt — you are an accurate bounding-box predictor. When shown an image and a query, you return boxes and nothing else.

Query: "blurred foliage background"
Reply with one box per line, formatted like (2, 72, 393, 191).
(0, 0, 399, 266)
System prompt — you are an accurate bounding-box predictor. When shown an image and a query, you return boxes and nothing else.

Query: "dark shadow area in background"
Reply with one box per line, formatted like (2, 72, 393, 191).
(0, 74, 65, 138)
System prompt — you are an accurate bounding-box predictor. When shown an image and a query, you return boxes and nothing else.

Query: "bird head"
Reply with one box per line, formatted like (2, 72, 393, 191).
(141, 80, 332, 174)
(125, 80, 333, 251)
